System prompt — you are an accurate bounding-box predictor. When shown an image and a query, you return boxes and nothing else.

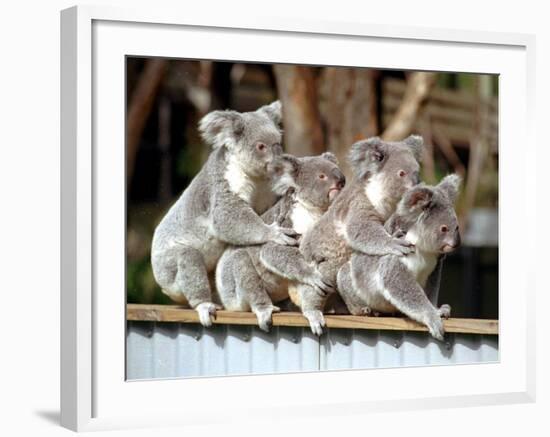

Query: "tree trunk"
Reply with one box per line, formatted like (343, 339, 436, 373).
(382, 72, 437, 141)
(126, 59, 168, 186)
(462, 75, 492, 230)
(319, 67, 377, 177)
(273, 65, 324, 156)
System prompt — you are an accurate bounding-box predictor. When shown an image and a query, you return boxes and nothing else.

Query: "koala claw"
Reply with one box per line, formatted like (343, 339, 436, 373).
(438, 304, 452, 319)
(269, 223, 299, 246)
(308, 272, 335, 296)
(426, 316, 445, 341)
(303, 310, 326, 336)
(196, 302, 218, 327)
(390, 237, 416, 256)
(254, 305, 280, 332)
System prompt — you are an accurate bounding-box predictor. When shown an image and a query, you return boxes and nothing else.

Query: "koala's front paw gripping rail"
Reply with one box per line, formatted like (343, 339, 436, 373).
(126, 304, 498, 335)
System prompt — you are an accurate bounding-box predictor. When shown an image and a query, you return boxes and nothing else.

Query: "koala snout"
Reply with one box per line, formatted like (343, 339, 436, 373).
(332, 168, 346, 189)
(441, 229, 461, 253)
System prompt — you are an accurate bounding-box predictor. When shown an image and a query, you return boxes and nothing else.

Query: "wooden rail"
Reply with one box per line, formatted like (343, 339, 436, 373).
(127, 304, 499, 335)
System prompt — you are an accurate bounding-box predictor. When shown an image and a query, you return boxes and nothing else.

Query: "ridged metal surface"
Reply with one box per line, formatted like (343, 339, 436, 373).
(126, 321, 499, 380)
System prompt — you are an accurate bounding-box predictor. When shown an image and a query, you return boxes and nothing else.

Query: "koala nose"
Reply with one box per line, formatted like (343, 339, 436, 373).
(332, 168, 346, 188)
(453, 229, 461, 248)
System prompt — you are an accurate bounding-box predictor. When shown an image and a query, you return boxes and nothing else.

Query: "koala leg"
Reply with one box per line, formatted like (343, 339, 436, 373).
(230, 250, 279, 332)
(379, 262, 446, 340)
(336, 262, 369, 316)
(167, 246, 219, 327)
(297, 284, 328, 336)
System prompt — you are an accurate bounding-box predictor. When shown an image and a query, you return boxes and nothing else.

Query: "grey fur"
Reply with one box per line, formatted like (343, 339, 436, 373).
(151, 101, 298, 327)
(274, 136, 423, 334)
(215, 153, 345, 331)
(337, 174, 462, 340)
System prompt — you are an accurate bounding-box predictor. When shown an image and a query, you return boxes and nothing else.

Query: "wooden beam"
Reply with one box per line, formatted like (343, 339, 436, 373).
(127, 304, 499, 335)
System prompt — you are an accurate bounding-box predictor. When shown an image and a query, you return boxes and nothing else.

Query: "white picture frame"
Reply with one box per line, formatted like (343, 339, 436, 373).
(60, 5, 536, 432)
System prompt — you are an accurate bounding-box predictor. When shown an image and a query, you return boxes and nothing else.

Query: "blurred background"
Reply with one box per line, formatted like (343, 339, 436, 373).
(126, 57, 498, 319)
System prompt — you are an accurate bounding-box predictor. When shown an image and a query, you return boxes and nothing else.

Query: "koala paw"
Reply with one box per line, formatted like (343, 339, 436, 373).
(303, 310, 326, 336)
(307, 271, 335, 296)
(438, 304, 452, 319)
(425, 315, 445, 341)
(390, 237, 416, 256)
(254, 305, 281, 332)
(269, 223, 299, 246)
(195, 302, 221, 327)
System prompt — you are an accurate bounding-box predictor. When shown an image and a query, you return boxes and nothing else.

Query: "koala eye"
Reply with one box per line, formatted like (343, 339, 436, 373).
(398, 170, 406, 178)
(256, 142, 267, 152)
(318, 174, 327, 180)
(440, 225, 449, 233)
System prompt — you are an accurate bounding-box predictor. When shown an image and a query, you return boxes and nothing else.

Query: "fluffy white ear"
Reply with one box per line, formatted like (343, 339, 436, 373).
(268, 154, 299, 195)
(438, 174, 462, 203)
(198, 110, 244, 149)
(257, 100, 283, 125)
(402, 184, 434, 210)
(403, 134, 424, 162)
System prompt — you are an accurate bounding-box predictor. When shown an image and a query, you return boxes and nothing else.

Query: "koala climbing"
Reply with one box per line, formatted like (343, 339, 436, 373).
(215, 152, 345, 331)
(337, 174, 462, 340)
(280, 136, 424, 335)
(151, 101, 298, 327)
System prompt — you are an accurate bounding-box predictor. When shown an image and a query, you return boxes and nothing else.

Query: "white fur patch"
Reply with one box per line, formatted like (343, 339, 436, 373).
(335, 220, 348, 238)
(224, 155, 274, 213)
(290, 200, 323, 235)
(399, 250, 437, 288)
(224, 155, 256, 204)
(365, 174, 393, 220)
(397, 226, 438, 287)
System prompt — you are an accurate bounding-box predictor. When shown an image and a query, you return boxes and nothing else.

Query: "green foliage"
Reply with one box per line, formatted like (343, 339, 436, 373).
(127, 255, 172, 304)
(176, 142, 204, 179)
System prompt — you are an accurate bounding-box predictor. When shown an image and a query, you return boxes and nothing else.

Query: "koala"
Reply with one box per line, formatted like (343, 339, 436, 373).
(337, 174, 462, 340)
(272, 136, 424, 335)
(151, 101, 299, 327)
(215, 152, 345, 331)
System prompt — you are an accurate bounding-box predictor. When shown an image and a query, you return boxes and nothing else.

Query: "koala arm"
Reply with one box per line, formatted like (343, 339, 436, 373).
(211, 189, 297, 246)
(345, 210, 414, 256)
(424, 254, 446, 306)
(259, 243, 334, 295)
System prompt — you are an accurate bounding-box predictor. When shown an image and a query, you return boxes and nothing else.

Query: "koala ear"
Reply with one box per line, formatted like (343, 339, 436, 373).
(403, 185, 434, 210)
(269, 154, 300, 195)
(348, 137, 386, 178)
(438, 174, 462, 203)
(257, 100, 283, 126)
(198, 110, 245, 149)
(322, 152, 339, 165)
(403, 134, 424, 162)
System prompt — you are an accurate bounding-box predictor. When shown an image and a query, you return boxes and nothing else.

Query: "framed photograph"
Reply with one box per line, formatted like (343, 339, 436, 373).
(61, 5, 535, 432)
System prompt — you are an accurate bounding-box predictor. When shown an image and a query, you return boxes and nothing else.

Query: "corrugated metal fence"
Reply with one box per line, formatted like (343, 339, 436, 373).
(127, 321, 498, 380)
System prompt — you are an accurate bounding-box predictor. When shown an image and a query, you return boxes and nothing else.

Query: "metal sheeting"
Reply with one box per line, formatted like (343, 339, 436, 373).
(126, 321, 499, 380)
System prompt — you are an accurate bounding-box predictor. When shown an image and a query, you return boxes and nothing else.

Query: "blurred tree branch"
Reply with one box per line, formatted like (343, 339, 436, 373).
(127, 59, 168, 186)
(382, 72, 437, 141)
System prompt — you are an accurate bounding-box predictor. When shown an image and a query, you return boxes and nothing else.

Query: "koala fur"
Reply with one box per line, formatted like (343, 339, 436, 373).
(215, 152, 345, 331)
(151, 101, 299, 327)
(337, 174, 462, 340)
(271, 136, 424, 335)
